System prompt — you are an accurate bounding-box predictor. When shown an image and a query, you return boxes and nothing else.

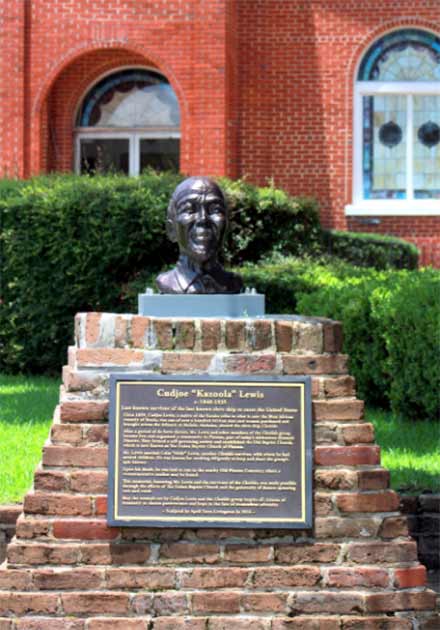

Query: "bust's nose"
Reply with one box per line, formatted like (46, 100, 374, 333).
(195, 203, 209, 224)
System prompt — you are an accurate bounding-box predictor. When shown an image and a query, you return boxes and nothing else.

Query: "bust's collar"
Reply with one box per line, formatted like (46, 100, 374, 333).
(176, 256, 222, 292)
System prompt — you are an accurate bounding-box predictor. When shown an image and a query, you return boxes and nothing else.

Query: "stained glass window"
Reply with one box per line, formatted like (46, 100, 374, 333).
(356, 29, 440, 204)
(75, 69, 180, 176)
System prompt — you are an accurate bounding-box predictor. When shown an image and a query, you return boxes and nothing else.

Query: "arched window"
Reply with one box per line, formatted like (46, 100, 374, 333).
(348, 29, 440, 215)
(75, 68, 180, 175)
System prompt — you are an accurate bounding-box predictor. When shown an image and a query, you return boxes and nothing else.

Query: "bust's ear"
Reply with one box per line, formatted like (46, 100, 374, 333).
(166, 218, 177, 242)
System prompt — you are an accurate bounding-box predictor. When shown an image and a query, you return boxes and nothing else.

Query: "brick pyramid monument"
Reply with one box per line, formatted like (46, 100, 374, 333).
(0, 312, 437, 629)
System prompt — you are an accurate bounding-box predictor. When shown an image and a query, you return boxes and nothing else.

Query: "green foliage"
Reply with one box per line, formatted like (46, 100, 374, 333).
(240, 256, 439, 420)
(323, 229, 419, 270)
(0, 173, 320, 373)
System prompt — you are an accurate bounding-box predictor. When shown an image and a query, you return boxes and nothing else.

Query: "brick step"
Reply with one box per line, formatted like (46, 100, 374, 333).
(0, 588, 436, 617)
(2, 615, 440, 630)
(7, 540, 419, 567)
(0, 564, 429, 591)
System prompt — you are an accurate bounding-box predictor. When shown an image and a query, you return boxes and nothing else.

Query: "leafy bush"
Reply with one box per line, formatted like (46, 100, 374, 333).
(323, 229, 419, 270)
(240, 256, 439, 420)
(0, 173, 320, 373)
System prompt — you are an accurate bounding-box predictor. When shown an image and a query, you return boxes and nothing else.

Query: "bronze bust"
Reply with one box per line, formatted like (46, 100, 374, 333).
(156, 177, 243, 294)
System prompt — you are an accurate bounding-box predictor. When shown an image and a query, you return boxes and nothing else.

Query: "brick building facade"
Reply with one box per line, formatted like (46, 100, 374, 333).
(0, 0, 439, 264)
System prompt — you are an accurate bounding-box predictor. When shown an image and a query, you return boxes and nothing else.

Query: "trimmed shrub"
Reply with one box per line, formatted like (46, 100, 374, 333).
(0, 173, 320, 373)
(240, 257, 439, 420)
(323, 229, 419, 270)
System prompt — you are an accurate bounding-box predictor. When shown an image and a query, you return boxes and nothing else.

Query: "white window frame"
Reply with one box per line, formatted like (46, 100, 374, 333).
(346, 81, 440, 216)
(74, 129, 180, 176)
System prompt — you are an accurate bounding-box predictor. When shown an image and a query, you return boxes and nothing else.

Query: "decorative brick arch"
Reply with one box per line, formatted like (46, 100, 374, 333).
(30, 42, 188, 175)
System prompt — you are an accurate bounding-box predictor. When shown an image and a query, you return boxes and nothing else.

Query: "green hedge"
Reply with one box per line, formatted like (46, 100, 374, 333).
(240, 257, 439, 420)
(323, 229, 419, 270)
(0, 173, 320, 373)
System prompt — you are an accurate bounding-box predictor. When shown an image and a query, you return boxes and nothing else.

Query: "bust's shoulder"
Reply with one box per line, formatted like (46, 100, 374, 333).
(156, 268, 180, 294)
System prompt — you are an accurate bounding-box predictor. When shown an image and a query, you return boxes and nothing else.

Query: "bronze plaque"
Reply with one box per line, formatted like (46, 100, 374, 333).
(108, 375, 312, 528)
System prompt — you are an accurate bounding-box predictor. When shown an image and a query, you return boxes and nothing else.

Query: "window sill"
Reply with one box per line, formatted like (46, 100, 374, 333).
(345, 201, 440, 216)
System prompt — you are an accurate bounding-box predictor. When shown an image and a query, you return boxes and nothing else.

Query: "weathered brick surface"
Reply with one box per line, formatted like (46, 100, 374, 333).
(0, 311, 435, 627)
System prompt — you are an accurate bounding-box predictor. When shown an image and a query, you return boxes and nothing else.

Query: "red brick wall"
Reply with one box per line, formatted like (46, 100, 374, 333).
(0, 1, 439, 264)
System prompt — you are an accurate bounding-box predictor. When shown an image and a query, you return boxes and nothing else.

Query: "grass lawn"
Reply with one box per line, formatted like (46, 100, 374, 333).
(0, 374, 59, 504)
(0, 375, 438, 503)
(367, 408, 440, 494)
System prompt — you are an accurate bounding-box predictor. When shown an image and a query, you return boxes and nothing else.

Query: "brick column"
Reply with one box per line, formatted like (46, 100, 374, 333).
(0, 312, 437, 628)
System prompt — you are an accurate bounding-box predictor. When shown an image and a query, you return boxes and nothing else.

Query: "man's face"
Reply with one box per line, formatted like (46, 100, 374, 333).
(172, 180, 227, 263)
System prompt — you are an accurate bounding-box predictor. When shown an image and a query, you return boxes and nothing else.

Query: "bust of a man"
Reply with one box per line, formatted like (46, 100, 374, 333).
(156, 177, 243, 294)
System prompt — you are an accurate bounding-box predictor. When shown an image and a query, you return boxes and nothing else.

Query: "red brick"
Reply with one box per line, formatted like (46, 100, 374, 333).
(315, 445, 380, 466)
(61, 592, 129, 614)
(379, 516, 409, 538)
(327, 567, 389, 588)
(0, 569, 32, 591)
(85, 424, 109, 444)
(95, 496, 107, 515)
(224, 544, 272, 563)
(131, 316, 150, 348)
(106, 568, 175, 589)
(76, 348, 144, 367)
(276, 543, 340, 564)
(70, 470, 108, 493)
(315, 517, 379, 539)
(53, 519, 119, 540)
(160, 543, 219, 564)
(43, 446, 107, 467)
(7, 542, 80, 566)
(209, 620, 270, 630)
(272, 618, 340, 630)
(313, 399, 364, 421)
(241, 592, 287, 612)
(323, 376, 356, 398)
(161, 352, 213, 373)
(365, 590, 436, 612)
(88, 621, 149, 630)
(342, 423, 375, 444)
(152, 592, 188, 615)
(225, 321, 246, 350)
(394, 565, 427, 588)
(341, 618, 412, 629)
(201, 320, 222, 351)
(0, 592, 58, 615)
(33, 568, 104, 590)
(221, 353, 278, 373)
(24, 492, 92, 516)
(60, 400, 108, 422)
(322, 320, 344, 353)
(292, 591, 365, 614)
(191, 591, 240, 613)
(181, 567, 249, 588)
(336, 490, 400, 513)
(275, 320, 294, 352)
(15, 517, 50, 540)
(175, 320, 195, 349)
(314, 494, 334, 516)
(152, 320, 173, 350)
(152, 619, 206, 630)
(253, 566, 320, 588)
(315, 469, 358, 490)
(282, 354, 348, 375)
(15, 620, 84, 630)
(347, 541, 418, 564)
(51, 423, 83, 444)
(358, 469, 390, 490)
(85, 313, 101, 345)
(80, 543, 150, 565)
(252, 320, 273, 350)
